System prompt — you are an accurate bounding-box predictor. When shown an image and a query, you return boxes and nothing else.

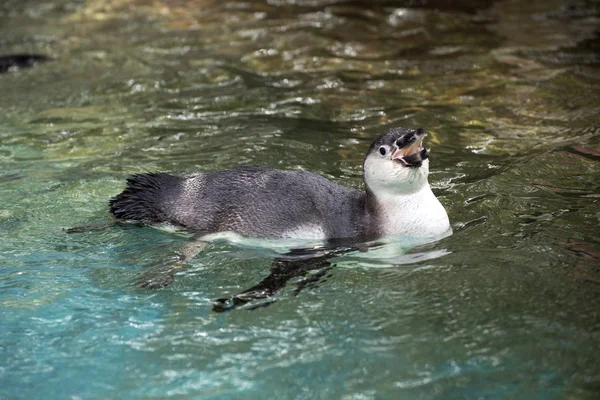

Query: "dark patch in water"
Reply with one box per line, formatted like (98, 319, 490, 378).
(0, 54, 52, 73)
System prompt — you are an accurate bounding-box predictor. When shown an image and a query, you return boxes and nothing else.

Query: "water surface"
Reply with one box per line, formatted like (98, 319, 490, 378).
(1, 0, 599, 398)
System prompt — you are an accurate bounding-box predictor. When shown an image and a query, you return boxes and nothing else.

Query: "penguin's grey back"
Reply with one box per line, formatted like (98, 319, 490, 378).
(110, 165, 366, 239)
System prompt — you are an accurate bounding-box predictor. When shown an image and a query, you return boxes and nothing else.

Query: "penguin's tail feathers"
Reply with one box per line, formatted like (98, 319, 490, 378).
(109, 173, 181, 224)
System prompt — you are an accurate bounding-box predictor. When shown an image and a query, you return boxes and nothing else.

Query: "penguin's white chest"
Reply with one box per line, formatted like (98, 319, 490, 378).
(376, 187, 451, 238)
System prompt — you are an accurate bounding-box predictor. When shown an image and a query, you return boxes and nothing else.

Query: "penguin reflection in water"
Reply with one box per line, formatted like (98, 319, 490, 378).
(70, 127, 451, 311)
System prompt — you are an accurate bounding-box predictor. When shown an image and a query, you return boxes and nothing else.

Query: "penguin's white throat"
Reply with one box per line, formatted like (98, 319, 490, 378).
(364, 157, 430, 197)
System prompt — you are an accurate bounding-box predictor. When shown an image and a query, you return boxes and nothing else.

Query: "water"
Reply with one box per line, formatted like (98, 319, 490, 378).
(1, 0, 599, 398)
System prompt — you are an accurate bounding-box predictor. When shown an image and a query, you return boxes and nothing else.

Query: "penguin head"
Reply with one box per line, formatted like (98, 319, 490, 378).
(363, 127, 431, 196)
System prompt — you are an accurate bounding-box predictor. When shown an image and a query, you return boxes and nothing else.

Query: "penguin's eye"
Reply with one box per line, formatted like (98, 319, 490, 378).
(378, 146, 387, 156)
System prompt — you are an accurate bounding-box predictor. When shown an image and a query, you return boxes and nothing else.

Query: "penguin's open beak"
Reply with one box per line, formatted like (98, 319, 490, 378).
(391, 129, 430, 167)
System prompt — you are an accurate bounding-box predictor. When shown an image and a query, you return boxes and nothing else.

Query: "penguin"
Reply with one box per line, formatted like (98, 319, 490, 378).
(69, 127, 451, 308)
(109, 127, 451, 242)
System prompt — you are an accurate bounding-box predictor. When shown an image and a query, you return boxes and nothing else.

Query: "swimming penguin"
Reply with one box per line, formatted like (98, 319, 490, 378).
(68, 126, 451, 309)
(109, 127, 451, 241)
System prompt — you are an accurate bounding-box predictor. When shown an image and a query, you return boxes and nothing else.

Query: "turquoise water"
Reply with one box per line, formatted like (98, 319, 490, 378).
(1, 0, 599, 398)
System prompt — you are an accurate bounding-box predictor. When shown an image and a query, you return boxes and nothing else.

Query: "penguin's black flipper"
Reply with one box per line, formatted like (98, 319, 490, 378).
(212, 245, 355, 313)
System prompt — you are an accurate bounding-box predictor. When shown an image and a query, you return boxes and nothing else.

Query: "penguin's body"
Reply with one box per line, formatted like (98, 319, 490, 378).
(111, 166, 366, 240)
(110, 127, 451, 242)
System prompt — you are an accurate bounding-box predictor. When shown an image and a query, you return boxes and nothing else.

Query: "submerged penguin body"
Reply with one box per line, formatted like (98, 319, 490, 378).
(110, 128, 451, 241)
